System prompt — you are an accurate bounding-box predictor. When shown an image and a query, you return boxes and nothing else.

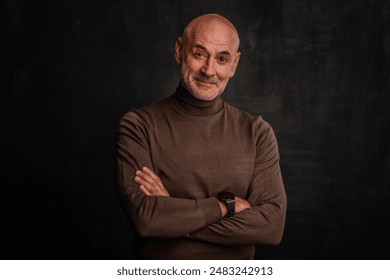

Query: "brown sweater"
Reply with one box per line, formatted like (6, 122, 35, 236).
(116, 84, 287, 259)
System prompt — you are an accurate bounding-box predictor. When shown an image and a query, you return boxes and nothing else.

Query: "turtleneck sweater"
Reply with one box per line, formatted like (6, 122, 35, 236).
(116, 84, 287, 259)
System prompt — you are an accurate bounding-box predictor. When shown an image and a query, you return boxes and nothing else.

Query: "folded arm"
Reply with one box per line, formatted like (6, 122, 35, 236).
(132, 120, 287, 246)
(188, 124, 287, 246)
(135, 166, 252, 216)
(135, 164, 286, 246)
(189, 165, 286, 246)
(117, 111, 286, 245)
(116, 111, 223, 238)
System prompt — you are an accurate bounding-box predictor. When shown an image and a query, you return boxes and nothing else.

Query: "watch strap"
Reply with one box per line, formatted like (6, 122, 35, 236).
(226, 200, 235, 216)
(217, 191, 235, 216)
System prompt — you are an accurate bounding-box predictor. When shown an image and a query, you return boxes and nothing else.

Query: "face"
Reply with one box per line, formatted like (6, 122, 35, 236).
(175, 22, 241, 101)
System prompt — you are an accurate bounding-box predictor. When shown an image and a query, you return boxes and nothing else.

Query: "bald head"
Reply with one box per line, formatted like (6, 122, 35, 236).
(175, 13, 241, 101)
(182, 14, 240, 52)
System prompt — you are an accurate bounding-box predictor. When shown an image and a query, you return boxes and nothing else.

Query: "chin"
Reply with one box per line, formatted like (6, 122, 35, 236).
(192, 90, 220, 101)
(188, 84, 222, 101)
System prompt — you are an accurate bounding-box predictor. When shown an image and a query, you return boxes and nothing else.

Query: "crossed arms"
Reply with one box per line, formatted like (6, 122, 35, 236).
(135, 166, 251, 216)
(116, 111, 287, 246)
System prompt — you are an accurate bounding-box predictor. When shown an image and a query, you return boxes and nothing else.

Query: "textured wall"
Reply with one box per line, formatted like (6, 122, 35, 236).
(3, 0, 390, 259)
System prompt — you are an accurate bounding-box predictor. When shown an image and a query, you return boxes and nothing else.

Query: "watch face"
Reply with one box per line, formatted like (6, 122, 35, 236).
(218, 191, 235, 200)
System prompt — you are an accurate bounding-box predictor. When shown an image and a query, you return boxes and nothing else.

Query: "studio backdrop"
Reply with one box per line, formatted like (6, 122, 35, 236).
(3, 0, 390, 259)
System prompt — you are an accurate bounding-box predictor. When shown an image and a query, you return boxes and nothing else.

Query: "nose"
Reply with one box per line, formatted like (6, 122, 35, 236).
(201, 58, 216, 77)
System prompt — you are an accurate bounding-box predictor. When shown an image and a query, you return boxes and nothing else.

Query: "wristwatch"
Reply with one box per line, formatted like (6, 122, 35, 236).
(217, 191, 235, 216)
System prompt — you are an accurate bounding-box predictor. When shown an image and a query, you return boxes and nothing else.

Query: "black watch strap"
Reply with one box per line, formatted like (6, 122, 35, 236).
(217, 191, 235, 216)
(225, 200, 235, 216)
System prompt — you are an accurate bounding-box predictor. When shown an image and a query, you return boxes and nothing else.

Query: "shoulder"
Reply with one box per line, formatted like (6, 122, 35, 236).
(223, 101, 272, 130)
(223, 101, 277, 146)
(118, 95, 173, 128)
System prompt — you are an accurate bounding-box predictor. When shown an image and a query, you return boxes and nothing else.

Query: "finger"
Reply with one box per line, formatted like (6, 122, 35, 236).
(136, 170, 158, 185)
(134, 176, 156, 192)
(142, 167, 163, 184)
(140, 182, 166, 197)
(141, 168, 166, 191)
(139, 185, 152, 196)
(137, 168, 167, 195)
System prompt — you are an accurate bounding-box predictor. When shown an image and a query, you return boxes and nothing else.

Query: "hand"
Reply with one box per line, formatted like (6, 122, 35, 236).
(134, 166, 170, 197)
(218, 196, 251, 217)
(235, 196, 252, 213)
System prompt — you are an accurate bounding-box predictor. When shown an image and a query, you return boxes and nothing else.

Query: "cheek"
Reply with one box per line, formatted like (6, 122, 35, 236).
(217, 66, 233, 81)
(184, 56, 203, 72)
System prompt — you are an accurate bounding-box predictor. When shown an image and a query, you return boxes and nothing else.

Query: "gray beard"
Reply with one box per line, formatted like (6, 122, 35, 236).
(180, 62, 223, 101)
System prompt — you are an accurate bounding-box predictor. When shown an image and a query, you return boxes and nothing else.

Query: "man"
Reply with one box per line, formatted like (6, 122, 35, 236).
(116, 13, 286, 259)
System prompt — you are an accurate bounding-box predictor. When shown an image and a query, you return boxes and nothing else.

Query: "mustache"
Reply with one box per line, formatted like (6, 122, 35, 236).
(191, 72, 220, 84)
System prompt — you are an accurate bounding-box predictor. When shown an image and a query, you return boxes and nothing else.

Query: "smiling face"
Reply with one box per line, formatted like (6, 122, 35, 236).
(175, 14, 241, 101)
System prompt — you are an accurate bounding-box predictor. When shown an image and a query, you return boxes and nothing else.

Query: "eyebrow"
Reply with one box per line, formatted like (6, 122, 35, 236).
(193, 43, 232, 56)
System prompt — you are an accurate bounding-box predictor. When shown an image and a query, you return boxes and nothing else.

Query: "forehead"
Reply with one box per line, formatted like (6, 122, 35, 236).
(186, 22, 239, 52)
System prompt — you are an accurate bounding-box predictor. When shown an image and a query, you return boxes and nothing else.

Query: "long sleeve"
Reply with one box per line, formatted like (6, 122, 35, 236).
(116, 86, 286, 259)
(116, 110, 222, 238)
(188, 122, 287, 246)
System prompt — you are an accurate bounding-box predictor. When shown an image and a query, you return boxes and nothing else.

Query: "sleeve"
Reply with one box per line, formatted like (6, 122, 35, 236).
(116, 111, 222, 238)
(188, 120, 287, 246)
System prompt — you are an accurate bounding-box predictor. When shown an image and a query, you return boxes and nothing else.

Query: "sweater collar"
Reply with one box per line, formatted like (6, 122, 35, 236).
(172, 82, 223, 116)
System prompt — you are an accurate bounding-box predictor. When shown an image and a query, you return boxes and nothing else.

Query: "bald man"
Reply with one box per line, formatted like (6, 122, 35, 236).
(116, 14, 287, 259)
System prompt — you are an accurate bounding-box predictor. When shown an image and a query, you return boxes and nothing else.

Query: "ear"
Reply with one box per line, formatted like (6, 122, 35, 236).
(174, 37, 183, 64)
(229, 51, 241, 78)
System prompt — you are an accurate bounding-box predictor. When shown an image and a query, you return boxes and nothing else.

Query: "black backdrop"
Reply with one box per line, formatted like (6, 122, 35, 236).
(3, 0, 390, 259)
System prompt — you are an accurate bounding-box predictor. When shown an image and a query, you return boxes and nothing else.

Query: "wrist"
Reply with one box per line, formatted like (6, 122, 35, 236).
(218, 200, 228, 217)
(217, 191, 235, 216)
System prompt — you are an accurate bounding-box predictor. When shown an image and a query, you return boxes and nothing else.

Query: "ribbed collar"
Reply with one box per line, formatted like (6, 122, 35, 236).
(172, 82, 223, 116)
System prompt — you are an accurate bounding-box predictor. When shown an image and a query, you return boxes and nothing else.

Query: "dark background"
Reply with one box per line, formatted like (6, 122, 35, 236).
(3, 0, 389, 259)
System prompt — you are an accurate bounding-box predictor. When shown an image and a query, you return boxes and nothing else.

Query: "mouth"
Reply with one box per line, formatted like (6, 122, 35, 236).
(194, 79, 217, 86)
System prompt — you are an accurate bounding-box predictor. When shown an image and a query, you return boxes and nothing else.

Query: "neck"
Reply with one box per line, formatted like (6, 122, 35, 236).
(172, 82, 223, 116)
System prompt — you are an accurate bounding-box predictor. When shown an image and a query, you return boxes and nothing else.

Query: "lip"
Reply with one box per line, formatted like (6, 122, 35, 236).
(195, 79, 216, 85)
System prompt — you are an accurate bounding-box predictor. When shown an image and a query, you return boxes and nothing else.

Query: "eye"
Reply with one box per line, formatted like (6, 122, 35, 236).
(218, 56, 228, 63)
(195, 52, 204, 58)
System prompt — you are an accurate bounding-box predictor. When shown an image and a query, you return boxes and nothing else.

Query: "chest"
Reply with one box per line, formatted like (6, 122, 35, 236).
(148, 115, 256, 198)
